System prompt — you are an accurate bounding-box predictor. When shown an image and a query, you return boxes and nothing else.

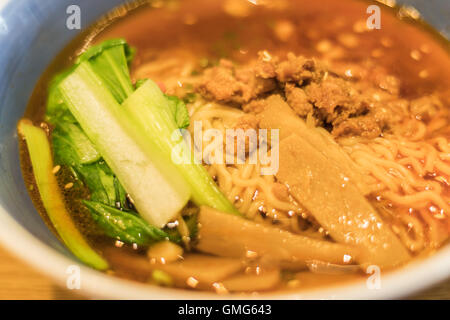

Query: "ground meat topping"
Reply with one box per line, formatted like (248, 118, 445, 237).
(285, 83, 313, 117)
(275, 53, 319, 84)
(196, 51, 444, 139)
(254, 51, 278, 79)
(196, 60, 240, 101)
(196, 59, 276, 104)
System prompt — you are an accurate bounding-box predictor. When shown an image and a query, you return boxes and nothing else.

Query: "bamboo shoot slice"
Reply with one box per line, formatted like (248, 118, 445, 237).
(197, 206, 360, 266)
(276, 134, 410, 268)
(156, 254, 243, 287)
(256, 95, 370, 195)
(222, 269, 281, 292)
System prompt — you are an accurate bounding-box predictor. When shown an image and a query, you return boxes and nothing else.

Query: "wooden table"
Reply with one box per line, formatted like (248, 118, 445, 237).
(0, 246, 448, 300)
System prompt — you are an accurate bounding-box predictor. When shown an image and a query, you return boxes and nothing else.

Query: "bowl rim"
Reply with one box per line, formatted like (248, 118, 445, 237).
(0, 206, 449, 299)
(0, 0, 449, 300)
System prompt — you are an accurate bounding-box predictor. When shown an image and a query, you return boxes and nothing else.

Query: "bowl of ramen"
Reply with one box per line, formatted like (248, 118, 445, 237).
(0, 0, 449, 299)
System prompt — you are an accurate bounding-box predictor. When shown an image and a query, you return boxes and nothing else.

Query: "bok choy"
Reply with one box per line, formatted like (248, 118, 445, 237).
(83, 200, 198, 246)
(54, 38, 237, 229)
(18, 120, 108, 270)
(58, 61, 191, 227)
(122, 80, 240, 215)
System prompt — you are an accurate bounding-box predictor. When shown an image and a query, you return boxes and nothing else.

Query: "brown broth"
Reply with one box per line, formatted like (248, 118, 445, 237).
(21, 0, 450, 293)
(96, 0, 450, 99)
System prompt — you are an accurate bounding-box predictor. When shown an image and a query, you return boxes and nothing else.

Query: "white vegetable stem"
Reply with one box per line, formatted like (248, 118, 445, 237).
(59, 62, 190, 227)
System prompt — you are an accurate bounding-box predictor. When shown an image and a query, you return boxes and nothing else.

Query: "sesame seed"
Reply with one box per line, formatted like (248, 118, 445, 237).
(64, 182, 74, 189)
(212, 282, 229, 295)
(186, 277, 199, 288)
(52, 165, 61, 174)
(115, 240, 124, 248)
(343, 254, 352, 264)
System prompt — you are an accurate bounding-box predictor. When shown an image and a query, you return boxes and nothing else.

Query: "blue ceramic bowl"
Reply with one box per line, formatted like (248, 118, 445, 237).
(0, 0, 448, 299)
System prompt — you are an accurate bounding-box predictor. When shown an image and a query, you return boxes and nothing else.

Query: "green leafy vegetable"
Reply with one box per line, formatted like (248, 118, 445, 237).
(59, 61, 191, 227)
(122, 80, 240, 215)
(18, 119, 109, 270)
(53, 122, 100, 165)
(45, 68, 76, 124)
(135, 78, 148, 89)
(52, 123, 127, 208)
(163, 212, 199, 244)
(83, 200, 198, 246)
(48, 37, 238, 246)
(84, 201, 171, 245)
(76, 39, 134, 103)
(48, 41, 136, 210)
(166, 95, 190, 129)
(77, 39, 135, 65)
(47, 39, 134, 123)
